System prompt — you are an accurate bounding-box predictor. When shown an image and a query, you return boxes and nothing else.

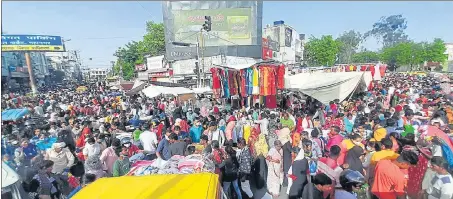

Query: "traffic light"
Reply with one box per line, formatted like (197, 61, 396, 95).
(202, 16, 212, 32)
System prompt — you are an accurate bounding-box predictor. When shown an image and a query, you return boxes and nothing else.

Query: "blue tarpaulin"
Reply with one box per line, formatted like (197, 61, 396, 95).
(1, 109, 30, 121)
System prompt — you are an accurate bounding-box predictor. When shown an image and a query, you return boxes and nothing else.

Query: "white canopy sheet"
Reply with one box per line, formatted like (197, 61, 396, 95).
(141, 85, 194, 98)
(285, 72, 372, 105)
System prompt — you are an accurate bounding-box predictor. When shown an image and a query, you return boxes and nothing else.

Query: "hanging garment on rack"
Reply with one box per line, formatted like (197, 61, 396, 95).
(240, 69, 247, 97)
(247, 68, 253, 95)
(234, 71, 241, 96)
(369, 65, 375, 77)
(277, 64, 285, 89)
(360, 65, 367, 71)
(269, 67, 277, 96)
(222, 69, 230, 98)
(265, 95, 277, 109)
(228, 70, 237, 96)
(252, 66, 260, 95)
(210, 68, 222, 98)
(260, 66, 266, 95)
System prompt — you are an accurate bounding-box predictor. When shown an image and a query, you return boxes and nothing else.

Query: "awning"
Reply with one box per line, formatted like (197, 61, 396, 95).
(126, 80, 147, 96)
(2, 108, 30, 121)
(285, 72, 372, 105)
(142, 85, 194, 98)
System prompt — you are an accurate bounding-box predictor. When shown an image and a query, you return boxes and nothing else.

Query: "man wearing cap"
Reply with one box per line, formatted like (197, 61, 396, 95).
(45, 142, 75, 173)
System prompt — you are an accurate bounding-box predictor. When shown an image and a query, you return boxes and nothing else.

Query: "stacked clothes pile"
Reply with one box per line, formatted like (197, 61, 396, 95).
(129, 155, 215, 176)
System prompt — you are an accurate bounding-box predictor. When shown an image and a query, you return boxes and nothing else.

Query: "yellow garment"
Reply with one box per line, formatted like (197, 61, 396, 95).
(342, 139, 365, 150)
(370, 149, 399, 165)
(252, 67, 259, 94)
(254, 134, 269, 156)
(243, 125, 251, 144)
(105, 116, 112, 124)
(373, 128, 387, 142)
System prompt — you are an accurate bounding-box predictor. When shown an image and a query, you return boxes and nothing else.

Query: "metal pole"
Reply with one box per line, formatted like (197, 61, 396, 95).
(200, 28, 205, 88)
(25, 52, 38, 95)
(196, 35, 201, 88)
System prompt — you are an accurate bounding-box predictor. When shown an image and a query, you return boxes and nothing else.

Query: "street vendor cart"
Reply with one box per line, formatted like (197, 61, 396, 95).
(71, 172, 225, 199)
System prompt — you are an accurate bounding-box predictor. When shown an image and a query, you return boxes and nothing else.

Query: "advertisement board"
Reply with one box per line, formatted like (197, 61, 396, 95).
(163, 1, 263, 61)
(2, 35, 65, 52)
(284, 28, 292, 47)
(173, 8, 252, 46)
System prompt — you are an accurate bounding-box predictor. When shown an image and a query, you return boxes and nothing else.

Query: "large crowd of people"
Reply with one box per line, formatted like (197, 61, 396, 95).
(1, 72, 453, 199)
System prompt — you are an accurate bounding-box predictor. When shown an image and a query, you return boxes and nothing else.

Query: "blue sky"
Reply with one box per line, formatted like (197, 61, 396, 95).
(3, 1, 453, 68)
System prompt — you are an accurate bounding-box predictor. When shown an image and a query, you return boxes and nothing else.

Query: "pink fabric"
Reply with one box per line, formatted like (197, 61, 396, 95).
(326, 134, 343, 152)
(100, 147, 118, 175)
(201, 107, 209, 117)
(225, 121, 235, 141)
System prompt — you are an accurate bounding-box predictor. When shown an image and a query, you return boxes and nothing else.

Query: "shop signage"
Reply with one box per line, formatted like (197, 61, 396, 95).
(177, 79, 197, 85)
(284, 27, 292, 47)
(149, 71, 169, 78)
(135, 64, 147, 71)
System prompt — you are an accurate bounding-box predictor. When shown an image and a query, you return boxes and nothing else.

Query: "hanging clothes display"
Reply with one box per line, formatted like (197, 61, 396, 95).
(228, 70, 238, 96)
(222, 70, 230, 98)
(210, 68, 222, 98)
(259, 66, 266, 95)
(240, 70, 247, 97)
(246, 68, 253, 95)
(265, 95, 277, 109)
(252, 67, 260, 95)
(277, 64, 285, 89)
(269, 67, 277, 95)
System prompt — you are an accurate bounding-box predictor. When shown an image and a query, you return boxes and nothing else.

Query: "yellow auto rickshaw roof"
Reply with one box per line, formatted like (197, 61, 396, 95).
(72, 172, 219, 199)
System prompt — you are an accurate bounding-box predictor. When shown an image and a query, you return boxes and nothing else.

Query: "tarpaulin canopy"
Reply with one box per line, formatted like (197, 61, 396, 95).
(71, 173, 220, 199)
(285, 72, 372, 105)
(2, 108, 30, 121)
(142, 85, 194, 98)
(127, 80, 147, 96)
(192, 87, 212, 94)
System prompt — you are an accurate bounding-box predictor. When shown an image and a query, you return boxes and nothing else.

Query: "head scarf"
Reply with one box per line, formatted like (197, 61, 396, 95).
(52, 142, 66, 150)
(278, 128, 291, 145)
(345, 146, 364, 175)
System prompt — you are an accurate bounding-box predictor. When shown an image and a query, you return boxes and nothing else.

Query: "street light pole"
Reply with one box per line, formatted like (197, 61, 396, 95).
(25, 52, 38, 95)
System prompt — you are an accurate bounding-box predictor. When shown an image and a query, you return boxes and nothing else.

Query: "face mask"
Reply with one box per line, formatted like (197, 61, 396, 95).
(124, 143, 131, 148)
(366, 146, 373, 151)
(165, 135, 169, 140)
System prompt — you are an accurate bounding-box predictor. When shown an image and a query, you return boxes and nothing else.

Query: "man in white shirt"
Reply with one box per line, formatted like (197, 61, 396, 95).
(83, 137, 101, 160)
(208, 122, 225, 146)
(427, 156, 453, 199)
(254, 113, 269, 135)
(139, 124, 158, 160)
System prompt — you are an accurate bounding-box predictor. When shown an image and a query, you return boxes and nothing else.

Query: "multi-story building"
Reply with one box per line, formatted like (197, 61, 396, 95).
(263, 21, 305, 67)
(1, 52, 51, 90)
(45, 51, 82, 81)
(88, 68, 109, 81)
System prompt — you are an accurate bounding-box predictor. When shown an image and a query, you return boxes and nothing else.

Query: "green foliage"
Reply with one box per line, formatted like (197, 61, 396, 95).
(365, 14, 409, 48)
(351, 51, 380, 63)
(425, 38, 448, 63)
(304, 35, 341, 66)
(113, 21, 165, 80)
(336, 30, 363, 64)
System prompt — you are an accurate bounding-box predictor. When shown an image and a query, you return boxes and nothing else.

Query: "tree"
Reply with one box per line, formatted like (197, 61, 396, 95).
(351, 51, 380, 63)
(425, 38, 448, 63)
(336, 30, 363, 64)
(365, 14, 409, 48)
(113, 21, 165, 80)
(304, 35, 341, 66)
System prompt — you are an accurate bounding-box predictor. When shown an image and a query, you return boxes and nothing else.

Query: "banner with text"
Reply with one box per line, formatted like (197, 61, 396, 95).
(2, 35, 65, 52)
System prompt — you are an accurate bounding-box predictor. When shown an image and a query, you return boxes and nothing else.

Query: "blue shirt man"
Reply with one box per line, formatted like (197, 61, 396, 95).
(156, 136, 171, 160)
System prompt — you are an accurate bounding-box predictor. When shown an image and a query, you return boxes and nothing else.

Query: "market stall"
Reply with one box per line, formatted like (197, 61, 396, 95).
(210, 62, 286, 109)
(285, 72, 372, 105)
(71, 172, 222, 199)
(141, 85, 194, 98)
